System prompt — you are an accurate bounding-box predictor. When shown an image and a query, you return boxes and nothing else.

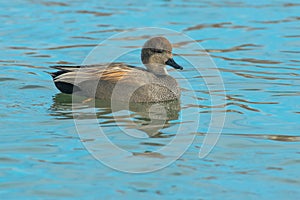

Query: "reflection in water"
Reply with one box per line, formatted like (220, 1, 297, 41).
(51, 93, 180, 137)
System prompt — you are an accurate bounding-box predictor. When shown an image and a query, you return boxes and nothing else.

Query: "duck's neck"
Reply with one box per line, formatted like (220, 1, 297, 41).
(145, 64, 169, 75)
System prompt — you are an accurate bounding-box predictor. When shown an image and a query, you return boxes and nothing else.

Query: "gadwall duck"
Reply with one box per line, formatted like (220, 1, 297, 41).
(50, 37, 183, 102)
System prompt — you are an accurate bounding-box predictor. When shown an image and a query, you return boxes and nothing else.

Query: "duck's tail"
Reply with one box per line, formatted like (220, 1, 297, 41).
(49, 65, 82, 94)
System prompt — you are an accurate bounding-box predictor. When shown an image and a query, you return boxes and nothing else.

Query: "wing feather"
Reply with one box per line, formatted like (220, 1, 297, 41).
(52, 63, 144, 85)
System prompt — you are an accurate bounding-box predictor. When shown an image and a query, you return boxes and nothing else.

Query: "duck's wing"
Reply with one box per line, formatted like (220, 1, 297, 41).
(50, 63, 148, 94)
(98, 63, 148, 83)
(50, 63, 112, 78)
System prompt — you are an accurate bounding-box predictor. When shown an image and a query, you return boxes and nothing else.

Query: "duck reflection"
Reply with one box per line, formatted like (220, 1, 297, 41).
(51, 93, 180, 137)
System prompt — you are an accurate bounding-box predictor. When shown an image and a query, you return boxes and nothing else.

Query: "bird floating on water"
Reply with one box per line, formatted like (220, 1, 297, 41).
(51, 37, 183, 102)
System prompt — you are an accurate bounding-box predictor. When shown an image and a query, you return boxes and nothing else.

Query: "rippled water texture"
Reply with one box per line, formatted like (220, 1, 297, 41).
(1, 0, 300, 199)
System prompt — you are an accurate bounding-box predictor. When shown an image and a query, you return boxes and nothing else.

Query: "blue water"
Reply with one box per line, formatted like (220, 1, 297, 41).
(1, 0, 300, 199)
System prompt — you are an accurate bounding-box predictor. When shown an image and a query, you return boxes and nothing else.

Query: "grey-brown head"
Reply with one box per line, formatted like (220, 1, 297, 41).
(141, 37, 183, 75)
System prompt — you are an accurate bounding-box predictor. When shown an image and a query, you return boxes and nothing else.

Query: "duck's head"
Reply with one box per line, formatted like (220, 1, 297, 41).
(141, 37, 183, 75)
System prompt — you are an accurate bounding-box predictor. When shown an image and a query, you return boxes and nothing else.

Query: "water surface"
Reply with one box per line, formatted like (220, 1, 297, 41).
(1, 0, 300, 199)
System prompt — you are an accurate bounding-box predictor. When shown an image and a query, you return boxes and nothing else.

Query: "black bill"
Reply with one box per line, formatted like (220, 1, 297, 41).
(165, 58, 183, 70)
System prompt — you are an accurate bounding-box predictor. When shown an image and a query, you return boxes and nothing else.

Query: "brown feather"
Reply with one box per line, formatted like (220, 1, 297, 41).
(99, 66, 131, 83)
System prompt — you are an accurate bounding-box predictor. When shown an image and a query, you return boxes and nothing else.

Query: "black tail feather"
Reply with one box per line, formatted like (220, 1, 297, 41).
(54, 81, 81, 94)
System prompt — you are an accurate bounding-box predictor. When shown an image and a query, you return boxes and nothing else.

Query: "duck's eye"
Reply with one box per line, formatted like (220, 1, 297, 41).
(151, 48, 164, 53)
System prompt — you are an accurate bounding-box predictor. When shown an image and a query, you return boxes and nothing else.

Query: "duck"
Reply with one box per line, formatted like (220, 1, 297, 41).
(50, 37, 183, 103)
